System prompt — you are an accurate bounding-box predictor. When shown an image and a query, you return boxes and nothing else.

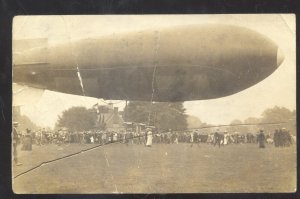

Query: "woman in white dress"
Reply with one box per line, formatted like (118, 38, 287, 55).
(224, 131, 228, 145)
(146, 128, 153, 147)
(113, 132, 118, 142)
(90, 135, 94, 144)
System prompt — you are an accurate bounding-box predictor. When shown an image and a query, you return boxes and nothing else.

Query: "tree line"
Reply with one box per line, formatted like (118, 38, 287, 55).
(55, 104, 296, 134)
(228, 106, 296, 134)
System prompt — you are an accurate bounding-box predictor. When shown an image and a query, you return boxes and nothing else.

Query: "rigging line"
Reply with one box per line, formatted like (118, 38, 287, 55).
(177, 121, 290, 133)
(60, 16, 86, 101)
(104, 112, 115, 124)
(12, 121, 289, 179)
(148, 31, 160, 125)
(76, 66, 85, 96)
(13, 137, 128, 179)
(148, 64, 157, 125)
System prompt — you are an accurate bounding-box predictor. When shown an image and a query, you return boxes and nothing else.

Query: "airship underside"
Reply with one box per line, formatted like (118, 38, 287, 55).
(13, 24, 284, 102)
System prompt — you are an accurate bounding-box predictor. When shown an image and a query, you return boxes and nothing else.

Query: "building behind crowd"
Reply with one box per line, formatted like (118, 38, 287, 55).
(93, 103, 124, 132)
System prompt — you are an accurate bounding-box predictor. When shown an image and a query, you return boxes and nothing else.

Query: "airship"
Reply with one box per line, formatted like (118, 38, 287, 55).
(13, 24, 284, 102)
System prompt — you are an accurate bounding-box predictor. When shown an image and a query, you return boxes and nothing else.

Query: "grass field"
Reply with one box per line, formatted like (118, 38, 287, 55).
(12, 142, 296, 193)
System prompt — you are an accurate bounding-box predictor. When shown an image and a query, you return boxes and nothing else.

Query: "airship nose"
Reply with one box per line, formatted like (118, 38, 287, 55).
(277, 48, 285, 67)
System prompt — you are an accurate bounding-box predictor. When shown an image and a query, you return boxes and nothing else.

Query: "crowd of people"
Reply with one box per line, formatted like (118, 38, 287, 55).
(12, 123, 296, 167)
(274, 128, 293, 147)
(14, 126, 295, 150)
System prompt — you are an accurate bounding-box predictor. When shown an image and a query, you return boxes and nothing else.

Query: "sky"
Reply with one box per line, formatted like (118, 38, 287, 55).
(12, 14, 296, 127)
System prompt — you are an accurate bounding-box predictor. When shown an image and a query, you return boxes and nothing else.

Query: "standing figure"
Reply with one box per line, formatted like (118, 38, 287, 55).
(125, 132, 130, 146)
(191, 131, 200, 147)
(12, 122, 22, 166)
(101, 132, 107, 144)
(257, 129, 266, 148)
(90, 135, 94, 144)
(146, 128, 153, 147)
(140, 131, 146, 145)
(174, 133, 179, 144)
(22, 128, 32, 151)
(113, 132, 118, 143)
(224, 131, 229, 145)
(214, 129, 223, 148)
(190, 131, 194, 147)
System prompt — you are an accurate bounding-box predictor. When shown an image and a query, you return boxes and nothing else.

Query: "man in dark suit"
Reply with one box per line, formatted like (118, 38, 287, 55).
(257, 129, 266, 148)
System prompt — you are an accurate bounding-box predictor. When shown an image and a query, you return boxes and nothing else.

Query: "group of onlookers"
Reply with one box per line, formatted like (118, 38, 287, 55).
(14, 127, 295, 150)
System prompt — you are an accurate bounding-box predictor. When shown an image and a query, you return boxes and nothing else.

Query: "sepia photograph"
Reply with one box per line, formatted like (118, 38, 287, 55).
(12, 14, 296, 193)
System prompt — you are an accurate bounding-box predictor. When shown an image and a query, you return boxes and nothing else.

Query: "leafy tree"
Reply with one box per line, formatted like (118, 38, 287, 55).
(260, 106, 296, 134)
(123, 101, 151, 123)
(186, 115, 206, 129)
(56, 106, 97, 131)
(123, 101, 187, 131)
(227, 107, 296, 134)
(261, 106, 295, 123)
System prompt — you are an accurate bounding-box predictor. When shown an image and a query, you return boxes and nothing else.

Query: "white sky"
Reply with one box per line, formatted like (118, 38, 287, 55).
(13, 14, 296, 127)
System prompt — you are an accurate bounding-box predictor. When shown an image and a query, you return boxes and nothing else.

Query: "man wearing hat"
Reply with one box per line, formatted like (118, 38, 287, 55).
(12, 122, 22, 166)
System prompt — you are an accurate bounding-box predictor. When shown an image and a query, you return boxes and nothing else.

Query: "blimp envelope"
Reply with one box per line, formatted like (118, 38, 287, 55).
(12, 24, 284, 102)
